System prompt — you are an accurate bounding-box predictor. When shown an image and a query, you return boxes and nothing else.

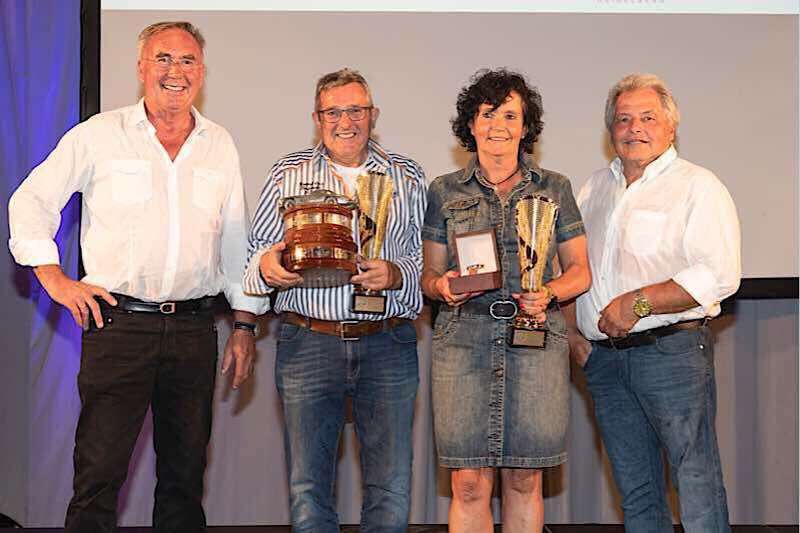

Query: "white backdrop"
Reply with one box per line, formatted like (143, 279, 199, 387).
(100, 11, 798, 279)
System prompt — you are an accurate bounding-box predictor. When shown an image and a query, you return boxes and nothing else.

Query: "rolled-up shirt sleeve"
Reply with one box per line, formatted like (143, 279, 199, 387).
(422, 177, 447, 244)
(9, 124, 91, 266)
(672, 173, 741, 311)
(243, 162, 285, 302)
(554, 175, 585, 243)
(389, 164, 427, 315)
(219, 137, 266, 315)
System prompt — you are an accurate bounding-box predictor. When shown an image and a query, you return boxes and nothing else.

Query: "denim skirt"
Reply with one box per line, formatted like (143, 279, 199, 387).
(431, 307, 570, 469)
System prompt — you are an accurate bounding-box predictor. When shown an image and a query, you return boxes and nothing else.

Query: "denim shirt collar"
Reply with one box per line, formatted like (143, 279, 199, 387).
(459, 154, 542, 186)
(609, 145, 677, 187)
(312, 138, 391, 175)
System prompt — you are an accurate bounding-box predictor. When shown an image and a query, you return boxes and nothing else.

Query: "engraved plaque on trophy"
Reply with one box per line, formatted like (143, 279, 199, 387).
(509, 194, 559, 348)
(449, 228, 503, 294)
(351, 172, 393, 314)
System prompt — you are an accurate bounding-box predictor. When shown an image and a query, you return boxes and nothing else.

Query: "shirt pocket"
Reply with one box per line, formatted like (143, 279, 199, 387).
(444, 196, 483, 235)
(192, 168, 224, 212)
(111, 159, 152, 204)
(622, 209, 667, 256)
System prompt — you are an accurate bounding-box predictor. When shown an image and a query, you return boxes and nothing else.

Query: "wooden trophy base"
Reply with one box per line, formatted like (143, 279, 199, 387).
(508, 326, 547, 348)
(350, 291, 387, 314)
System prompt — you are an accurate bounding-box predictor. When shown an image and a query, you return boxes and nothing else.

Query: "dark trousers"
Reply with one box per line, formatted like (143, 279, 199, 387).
(64, 307, 218, 533)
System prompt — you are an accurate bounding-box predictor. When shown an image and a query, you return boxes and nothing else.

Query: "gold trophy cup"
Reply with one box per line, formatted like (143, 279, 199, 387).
(509, 194, 559, 348)
(351, 172, 393, 314)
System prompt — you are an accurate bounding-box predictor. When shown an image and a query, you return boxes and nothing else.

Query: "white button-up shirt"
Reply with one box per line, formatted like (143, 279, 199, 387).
(576, 146, 741, 341)
(9, 99, 262, 313)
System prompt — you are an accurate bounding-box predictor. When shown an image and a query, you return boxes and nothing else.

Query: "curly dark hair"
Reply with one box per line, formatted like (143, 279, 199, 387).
(451, 68, 544, 156)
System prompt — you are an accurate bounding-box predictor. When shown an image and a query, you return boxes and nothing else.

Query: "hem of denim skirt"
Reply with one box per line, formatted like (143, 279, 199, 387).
(438, 452, 567, 469)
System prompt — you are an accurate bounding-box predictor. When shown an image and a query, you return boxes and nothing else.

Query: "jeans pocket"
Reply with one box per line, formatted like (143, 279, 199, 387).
(651, 330, 712, 386)
(545, 309, 568, 339)
(654, 328, 704, 356)
(432, 312, 458, 342)
(278, 322, 304, 343)
(388, 321, 417, 344)
(581, 345, 597, 373)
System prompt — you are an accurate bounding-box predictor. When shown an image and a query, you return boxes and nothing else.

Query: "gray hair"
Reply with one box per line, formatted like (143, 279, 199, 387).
(137, 21, 205, 59)
(604, 73, 680, 132)
(314, 68, 373, 110)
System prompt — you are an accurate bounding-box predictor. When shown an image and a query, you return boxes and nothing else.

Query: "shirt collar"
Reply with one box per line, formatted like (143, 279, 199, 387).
(127, 98, 208, 136)
(459, 154, 542, 185)
(609, 145, 677, 186)
(313, 138, 391, 174)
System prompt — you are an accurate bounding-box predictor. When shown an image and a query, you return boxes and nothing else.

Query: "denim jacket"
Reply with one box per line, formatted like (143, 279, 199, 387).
(423, 156, 584, 304)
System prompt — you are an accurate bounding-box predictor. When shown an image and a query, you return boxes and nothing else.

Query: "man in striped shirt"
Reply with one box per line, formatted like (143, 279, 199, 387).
(243, 68, 427, 533)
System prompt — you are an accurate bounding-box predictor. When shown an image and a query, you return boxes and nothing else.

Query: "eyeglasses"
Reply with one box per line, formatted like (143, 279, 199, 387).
(143, 55, 201, 73)
(317, 106, 373, 123)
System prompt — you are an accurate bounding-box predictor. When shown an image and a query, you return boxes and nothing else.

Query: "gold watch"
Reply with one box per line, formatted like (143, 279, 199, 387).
(542, 284, 556, 302)
(632, 289, 653, 318)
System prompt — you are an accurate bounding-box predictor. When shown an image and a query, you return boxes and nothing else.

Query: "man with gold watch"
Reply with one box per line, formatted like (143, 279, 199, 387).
(564, 74, 741, 533)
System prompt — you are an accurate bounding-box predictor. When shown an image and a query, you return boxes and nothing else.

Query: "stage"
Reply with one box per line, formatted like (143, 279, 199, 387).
(1, 525, 794, 532)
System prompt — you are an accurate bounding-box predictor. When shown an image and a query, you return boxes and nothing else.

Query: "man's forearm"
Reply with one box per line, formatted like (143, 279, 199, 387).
(421, 268, 443, 301)
(34, 264, 69, 293)
(232, 310, 256, 323)
(639, 279, 699, 315)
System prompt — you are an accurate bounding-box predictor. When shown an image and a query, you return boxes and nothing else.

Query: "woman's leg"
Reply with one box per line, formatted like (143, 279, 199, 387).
(449, 467, 495, 533)
(500, 468, 543, 533)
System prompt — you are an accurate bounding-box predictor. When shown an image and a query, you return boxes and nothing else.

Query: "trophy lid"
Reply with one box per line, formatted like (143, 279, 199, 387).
(280, 189, 359, 212)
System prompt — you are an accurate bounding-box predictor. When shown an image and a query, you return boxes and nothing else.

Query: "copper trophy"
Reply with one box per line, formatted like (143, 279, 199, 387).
(351, 172, 393, 314)
(280, 189, 359, 288)
(509, 194, 559, 348)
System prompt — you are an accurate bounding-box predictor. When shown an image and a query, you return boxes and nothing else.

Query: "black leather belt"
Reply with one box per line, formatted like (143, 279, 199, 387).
(446, 298, 558, 320)
(108, 293, 217, 315)
(593, 319, 706, 350)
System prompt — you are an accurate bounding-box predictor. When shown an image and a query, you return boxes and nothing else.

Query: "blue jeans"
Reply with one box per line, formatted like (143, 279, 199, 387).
(584, 326, 730, 533)
(275, 320, 419, 533)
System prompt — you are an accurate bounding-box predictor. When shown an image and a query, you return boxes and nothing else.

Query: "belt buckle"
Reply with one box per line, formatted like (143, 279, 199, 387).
(339, 320, 360, 341)
(159, 302, 176, 314)
(489, 299, 518, 320)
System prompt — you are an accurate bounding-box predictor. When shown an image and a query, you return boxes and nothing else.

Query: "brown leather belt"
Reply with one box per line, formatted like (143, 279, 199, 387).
(282, 311, 409, 340)
(594, 319, 707, 350)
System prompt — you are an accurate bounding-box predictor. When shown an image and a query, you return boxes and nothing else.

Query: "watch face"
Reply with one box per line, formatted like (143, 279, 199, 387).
(633, 297, 652, 318)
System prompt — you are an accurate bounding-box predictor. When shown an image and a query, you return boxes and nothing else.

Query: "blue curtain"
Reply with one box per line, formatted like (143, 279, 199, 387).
(0, 0, 82, 526)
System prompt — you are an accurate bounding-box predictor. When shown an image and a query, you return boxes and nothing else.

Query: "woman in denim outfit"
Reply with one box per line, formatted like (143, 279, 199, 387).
(422, 69, 591, 532)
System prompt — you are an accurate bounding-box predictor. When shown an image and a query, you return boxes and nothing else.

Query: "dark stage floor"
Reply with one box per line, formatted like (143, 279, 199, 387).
(1, 526, 795, 532)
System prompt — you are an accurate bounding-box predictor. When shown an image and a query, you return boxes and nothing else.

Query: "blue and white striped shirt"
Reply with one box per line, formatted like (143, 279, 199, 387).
(244, 140, 427, 321)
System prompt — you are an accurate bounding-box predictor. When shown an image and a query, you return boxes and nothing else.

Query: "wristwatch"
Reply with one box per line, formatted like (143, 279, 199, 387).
(233, 320, 258, 336)
(632, 289, 653, 319)
(542, 284, 556, 303)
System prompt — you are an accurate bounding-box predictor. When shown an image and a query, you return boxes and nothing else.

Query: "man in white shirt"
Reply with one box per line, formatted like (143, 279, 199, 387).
(567, 73, 740, 532)
(8, 21, 260, 532)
